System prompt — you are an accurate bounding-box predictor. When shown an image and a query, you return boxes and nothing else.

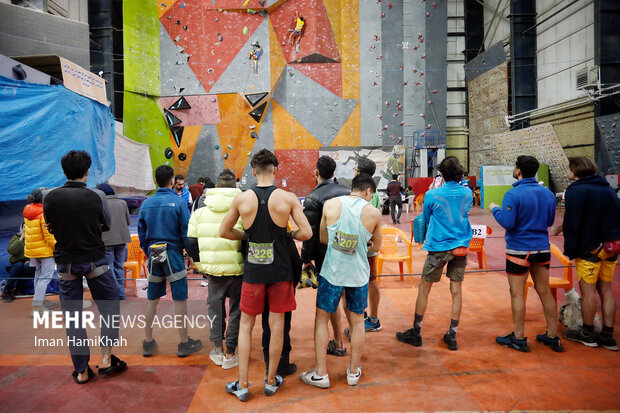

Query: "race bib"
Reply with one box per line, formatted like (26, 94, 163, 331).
(332, 230, 359, 255)
(248, 242, 274, 265)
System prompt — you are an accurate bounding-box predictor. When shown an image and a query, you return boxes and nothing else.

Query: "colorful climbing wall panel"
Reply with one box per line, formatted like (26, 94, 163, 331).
(169, 125, 202, 177)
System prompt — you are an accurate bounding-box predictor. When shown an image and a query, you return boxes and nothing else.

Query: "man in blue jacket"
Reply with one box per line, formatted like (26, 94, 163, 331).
(554, 157, 620, 351)
(139, 165, 202, 358)
(396, 157, 472, 351)
(490, 155, 563, 352)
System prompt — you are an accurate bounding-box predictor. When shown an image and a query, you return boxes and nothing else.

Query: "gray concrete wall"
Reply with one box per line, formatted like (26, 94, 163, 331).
(0, 2, 90, 68)
(424, 0, 447, 135)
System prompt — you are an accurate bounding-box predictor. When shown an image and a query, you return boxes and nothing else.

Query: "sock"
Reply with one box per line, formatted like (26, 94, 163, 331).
(448, 318, 459, 336)
(413, 313, 424, 332)
(601, 325, 614, 338)
(368, 316, 378, 322)
(582, 323, 594, 334)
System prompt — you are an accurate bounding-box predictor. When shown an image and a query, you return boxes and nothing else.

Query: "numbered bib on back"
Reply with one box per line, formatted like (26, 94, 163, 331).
(248, 242, 275, 265)
(332, 230, 359, 255)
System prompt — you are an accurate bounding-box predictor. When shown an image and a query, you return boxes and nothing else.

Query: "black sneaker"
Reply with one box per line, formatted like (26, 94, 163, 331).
(396, 328, 422, 347)
(597, 334, 618, 351)
(2, 290, 14, 303)
(277, 358, 298, 377)
(562, 329, 598, 348)
(443, 332, 458, 351)
(177, 337, 202, 357)
(142, 338, 157, 357)
(536, 332, 564, 352)
(496, 332, 530, 352)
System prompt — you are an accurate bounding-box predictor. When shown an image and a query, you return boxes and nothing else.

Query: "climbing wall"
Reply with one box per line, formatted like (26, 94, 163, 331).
(123, 0, 442, 195)
(595, 113, 620, 175)
(493, 123, 570, 192)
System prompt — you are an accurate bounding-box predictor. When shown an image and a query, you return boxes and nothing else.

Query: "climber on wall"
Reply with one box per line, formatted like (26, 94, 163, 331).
(248, 40, 263, 76)
(287, 11, 305, 51)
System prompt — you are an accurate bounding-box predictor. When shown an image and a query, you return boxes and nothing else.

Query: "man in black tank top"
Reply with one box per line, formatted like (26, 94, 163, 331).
(219, 149, 312, 401)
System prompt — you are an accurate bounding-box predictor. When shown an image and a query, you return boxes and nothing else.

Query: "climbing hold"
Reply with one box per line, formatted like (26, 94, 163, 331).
(377, 114, 382, 119)
(420, 71, 424, 76)
(376, 55, 383, 60)
(249, 125, 256, 129)
(217, 33, 223, 42)
(420, 113, 426, 119)
(383, 125, 388, 130)
(431, 89, 438, 94)
(224, 153, 229, 160)
(398, 137, 403, 143)
(171, 126, 184, 147)
(392, 113, 398, 117)
(258, 0, 266, 5)
(215, 145, 220, 150)
(164, 109, 182, 126)
(415, 81, 421, 85)
(242, 0, 251, 6)
(432, 1, 437, 8)
(174, 35, 181, 42)
(245, 92, 268, 107)
(207, 68, 215, 74)
(176, 19, 180, 25)
(428, 100, 433, 106)
(243, 26, 248, 35)
(372, 82, 378, 86)
(251, 131, 258, 139)
(381, 12, 385, 18)
(178, 153, 187, 161)
(183, 25, 188, 31)
(248, 101, 267, 123)
(426, 124, 431, 129)
(426, 12, 430, 17)
(388, 2, 392, 9)
(403, 81, 408, 86)
(399, 121, 404, 126)
(385, 101, 390, 107)
(400, 65, 404, 70)
(421, 54, 426, 59)
(168, 96, 191, 110)
(413, 45, 418, 50)
(164, 147, 173, 159)
(413, 67, 417, 73)
(180, 2, 186, 8)
(227, 145, 232, 150)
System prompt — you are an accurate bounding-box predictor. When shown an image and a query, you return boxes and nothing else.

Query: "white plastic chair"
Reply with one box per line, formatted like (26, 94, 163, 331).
(403, 195, 415, 213)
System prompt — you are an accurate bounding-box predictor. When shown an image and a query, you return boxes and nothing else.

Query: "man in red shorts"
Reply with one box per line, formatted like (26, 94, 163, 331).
(219, 149, 312, 401)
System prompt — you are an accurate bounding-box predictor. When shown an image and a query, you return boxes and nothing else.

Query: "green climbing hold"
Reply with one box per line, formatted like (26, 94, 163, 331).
(215, 145, 220, 150)
(243, 26, 248, 35)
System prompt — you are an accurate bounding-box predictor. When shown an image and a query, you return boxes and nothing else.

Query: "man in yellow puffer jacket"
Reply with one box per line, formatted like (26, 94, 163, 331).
(23, 188, 59, 315)
(187, 170, 244, 370)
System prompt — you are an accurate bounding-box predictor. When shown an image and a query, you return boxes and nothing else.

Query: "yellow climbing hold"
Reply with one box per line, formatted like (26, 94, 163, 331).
(242, 0, 251, 6)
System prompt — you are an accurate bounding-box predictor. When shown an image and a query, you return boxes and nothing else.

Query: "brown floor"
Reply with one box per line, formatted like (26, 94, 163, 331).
(0, 207, 619, 412)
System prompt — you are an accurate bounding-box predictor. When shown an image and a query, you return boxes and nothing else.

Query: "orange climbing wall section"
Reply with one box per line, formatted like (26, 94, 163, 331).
(216, 94, 266, 175)
(330, 102, 360, 147)
(272, 100, 323, 150)
(270, 19, 287, 91)
(169, 125, 201, 177)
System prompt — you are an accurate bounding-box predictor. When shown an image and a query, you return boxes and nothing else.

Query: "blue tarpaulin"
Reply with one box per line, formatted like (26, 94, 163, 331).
(0, 75, 115, 201)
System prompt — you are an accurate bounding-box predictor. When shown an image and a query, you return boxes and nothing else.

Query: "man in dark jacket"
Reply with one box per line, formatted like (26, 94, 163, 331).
(554, 157, 620, 351)
(2, 225, 35, 302)
(387, 174, 404, 224)
(302, 156, 350, 356)
(44, 150, 126, 384)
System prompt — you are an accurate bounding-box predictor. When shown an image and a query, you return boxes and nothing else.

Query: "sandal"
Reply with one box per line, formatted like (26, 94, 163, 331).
(72, 366, 95, 384)
(326, 339, 347, 357)
(97, 354, 127, 376)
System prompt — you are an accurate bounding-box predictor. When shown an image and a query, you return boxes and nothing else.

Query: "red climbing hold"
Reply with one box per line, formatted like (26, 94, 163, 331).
(403, 81, 408, 85)
(431, 89, 438, 94)
(388, 2, 392, 9)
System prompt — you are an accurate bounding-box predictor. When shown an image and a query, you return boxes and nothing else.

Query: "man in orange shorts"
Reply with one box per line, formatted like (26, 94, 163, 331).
(554, 157, 620, 351)
(219, 149, 312, 401)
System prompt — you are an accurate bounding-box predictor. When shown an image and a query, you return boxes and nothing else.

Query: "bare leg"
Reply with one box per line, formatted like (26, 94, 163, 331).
(144, 298, 159, 342)
(507, 274, 527, 339)
(314, 308, 331, 376)
(267, 312, 284, 382)
(174, 299, 188, 342)
(414, 278, 433, 316)
(596, 280, 616, 328)
(579, 279, 598, 326)
(329, 306, 345, 349)
(238, 312, 255, 385)
(344, 309, 364, 374)
(368, 278, 380, 319)
(98, 347, 112, 370)
(449, 280, 462, 321)
(531, 265, 558, 337)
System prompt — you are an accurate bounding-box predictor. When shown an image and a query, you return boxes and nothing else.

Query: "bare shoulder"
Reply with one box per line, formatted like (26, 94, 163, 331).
(363, 203, 382, 220)
(274, 188, 300, 204)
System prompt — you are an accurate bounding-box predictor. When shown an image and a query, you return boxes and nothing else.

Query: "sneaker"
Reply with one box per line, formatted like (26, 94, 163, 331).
(30, 306, 51, 317)
(178, 337, 202, 357)
(562, 329, 598, 348)
(443, 332, 458, 351)
(142, 339, 157, 357)
(222, 353, 239, 369)
(42, 299, 60, 310)
(597, 334, 618, 351)
(536, 332, 564, 352)
(210, 347, 224, 366)
(277, 360, 297, 377)
(365, 317, 382, 332)
(396, 328, 422, 347)
(495, 332, 530, 352)
(2, 290, 14, 303)
(264, 375, 283, 396)
(346, 366, 362, 386)
(226, 380, 249, 402)
(200, 280, 208, 287)
(300, 368, 330, 389)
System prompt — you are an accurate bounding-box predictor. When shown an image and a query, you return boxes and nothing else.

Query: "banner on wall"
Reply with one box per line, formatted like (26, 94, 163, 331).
(480, 164, 549, 208)
(319, 146, 406, 190)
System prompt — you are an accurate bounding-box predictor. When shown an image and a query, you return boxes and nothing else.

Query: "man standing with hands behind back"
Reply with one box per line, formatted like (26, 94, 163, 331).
(220, 149, 312, 402)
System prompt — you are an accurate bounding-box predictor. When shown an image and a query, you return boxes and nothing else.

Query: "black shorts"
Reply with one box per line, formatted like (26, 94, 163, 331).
(506, 251, 551, 276)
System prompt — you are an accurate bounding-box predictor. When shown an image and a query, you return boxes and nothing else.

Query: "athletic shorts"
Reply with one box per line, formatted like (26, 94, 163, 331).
(576, 248, 618, 284)
(292, 30, 301, 35)
(147, 248, 188, 301)
(422, 251, 466, 282)
(506, 250, 550, 276)
(240, 281, 296, 316)
(368, 255, 377, 281)
(316, 275, 368, 315)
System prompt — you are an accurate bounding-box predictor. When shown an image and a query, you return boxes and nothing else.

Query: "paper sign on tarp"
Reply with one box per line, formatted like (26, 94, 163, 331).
(59, 57, 108, 106)
(472, 225, 487, 239)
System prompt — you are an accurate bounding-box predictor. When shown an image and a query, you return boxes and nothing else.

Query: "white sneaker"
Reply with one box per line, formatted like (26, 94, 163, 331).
(210, 348, 223, 366)
(347, 366, 362, 386)
(42, 299, 60, 310)
(300, 368, 330, 389)
(222, 353, 239, 369)
(200, 280, 208, 287)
